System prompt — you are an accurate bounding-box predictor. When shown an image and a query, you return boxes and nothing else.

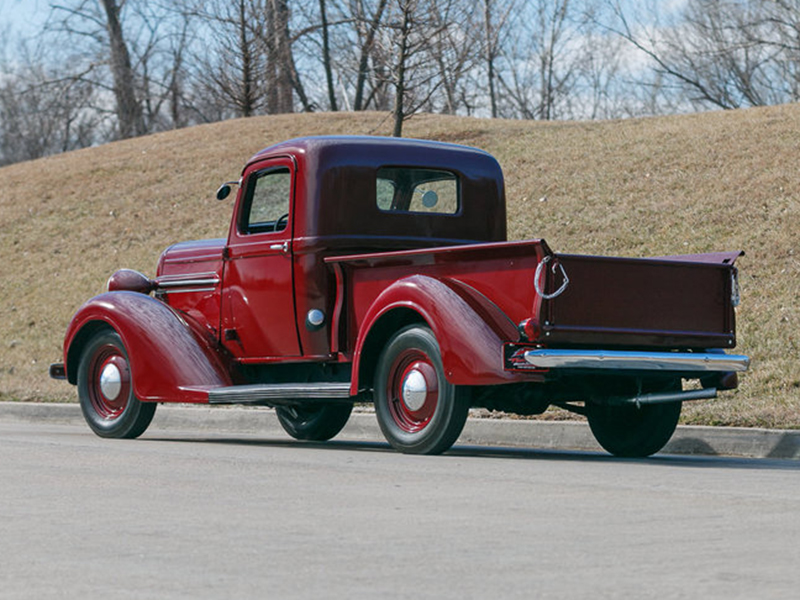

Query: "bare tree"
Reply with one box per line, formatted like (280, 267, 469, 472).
(572, 1, 627, 119)
(382, 0, 445, 136)
(264, 0, 294, 112)
(188, 0, 268, 118)
(743, 0, 800, 102)
(98, 0, 146, 137)
(352, 0, 391, 111)
(319, 0, 338, 110)
(482, 0, 506, 118)
(130, 3, 195, 131)
(390, 0, 413, 135)
(494, 0, 584, 119)
(0, 49, 102, 165)
(601, 0, 800, 111)
(44, 0, 197, 138)
(49, 0, 145, 138)
(427, 0, 481, 115)
(16, 0, 800, 168)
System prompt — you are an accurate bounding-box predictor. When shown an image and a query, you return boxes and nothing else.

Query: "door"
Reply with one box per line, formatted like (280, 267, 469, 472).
(222, 157, 301, 360)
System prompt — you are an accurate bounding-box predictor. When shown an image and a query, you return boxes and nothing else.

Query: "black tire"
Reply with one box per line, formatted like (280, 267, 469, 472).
(275, 403, 353, 441)
(373, 325, 470, 455)
(587, 400, 681, 458)
(77, 329, 156, 439)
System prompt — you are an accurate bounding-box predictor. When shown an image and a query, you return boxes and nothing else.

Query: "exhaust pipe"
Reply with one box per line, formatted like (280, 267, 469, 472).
(607, 387, 717, 408)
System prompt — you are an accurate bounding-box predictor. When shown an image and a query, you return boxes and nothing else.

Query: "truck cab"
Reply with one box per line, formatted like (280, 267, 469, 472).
(157, 136, 507, 361)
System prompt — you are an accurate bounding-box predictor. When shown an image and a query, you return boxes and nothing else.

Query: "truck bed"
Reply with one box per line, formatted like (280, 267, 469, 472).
(327, 241, 741, 352)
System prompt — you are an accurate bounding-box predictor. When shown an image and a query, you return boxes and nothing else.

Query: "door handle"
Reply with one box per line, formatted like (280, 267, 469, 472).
(269, 242, 289, 253)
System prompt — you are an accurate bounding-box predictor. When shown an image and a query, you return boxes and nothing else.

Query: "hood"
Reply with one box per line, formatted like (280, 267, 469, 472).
(157, 238, 226, 274)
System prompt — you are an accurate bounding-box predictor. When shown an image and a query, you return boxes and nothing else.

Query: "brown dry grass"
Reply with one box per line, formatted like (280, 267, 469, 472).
(1, 108, 798, 427)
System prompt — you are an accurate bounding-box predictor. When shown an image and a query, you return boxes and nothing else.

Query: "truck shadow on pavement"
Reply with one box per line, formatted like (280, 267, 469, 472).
(145, 434, 800, 471)
(447, 443, 800, 470)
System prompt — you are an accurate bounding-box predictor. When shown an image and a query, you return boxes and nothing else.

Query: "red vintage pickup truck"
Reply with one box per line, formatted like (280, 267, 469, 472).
(51, 136, 749, 456)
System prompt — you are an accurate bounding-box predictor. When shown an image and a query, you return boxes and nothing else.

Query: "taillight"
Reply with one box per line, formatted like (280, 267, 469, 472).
(518, 318, 541, 342)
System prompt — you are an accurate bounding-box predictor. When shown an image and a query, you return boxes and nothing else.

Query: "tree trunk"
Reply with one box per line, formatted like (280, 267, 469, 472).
(271, 0, 294, 113)
(483, 0, 498, 118)
(319, 0, 337, 111)
(237, 0, 256, 117)
(99, 0, 145, 138)
(355, 0, 389, 111)
(392, 4, 412, 137)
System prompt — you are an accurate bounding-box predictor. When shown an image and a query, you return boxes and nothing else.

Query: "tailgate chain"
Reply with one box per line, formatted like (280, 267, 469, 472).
(534, 255, 570, 300)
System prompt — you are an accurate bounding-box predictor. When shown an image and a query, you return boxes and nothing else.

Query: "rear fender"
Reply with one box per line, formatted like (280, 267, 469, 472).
(352, 275, 523, 394)
(64, 292, 232, 403)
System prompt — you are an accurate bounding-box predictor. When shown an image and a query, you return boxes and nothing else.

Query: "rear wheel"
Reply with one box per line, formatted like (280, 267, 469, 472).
(374, 325, 470, 455)
(587, 393, 681, 458)
(77, 329, 156, 439)
(275, 403, 353, 441)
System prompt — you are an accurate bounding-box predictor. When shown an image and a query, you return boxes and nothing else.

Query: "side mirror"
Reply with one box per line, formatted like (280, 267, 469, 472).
(216, 180, 240, 201)
(216, 184, 232, 201)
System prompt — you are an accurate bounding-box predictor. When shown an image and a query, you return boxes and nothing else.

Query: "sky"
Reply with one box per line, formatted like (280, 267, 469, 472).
(0, 0, 49, 41)
(0, 0, 691, 38)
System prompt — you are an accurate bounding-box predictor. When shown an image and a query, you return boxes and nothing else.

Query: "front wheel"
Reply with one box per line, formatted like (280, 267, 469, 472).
(373, 325, 470, 455)
(275, 403, 353, 441)
(587, 400, 681, 458)
(77, 329, 156, 439)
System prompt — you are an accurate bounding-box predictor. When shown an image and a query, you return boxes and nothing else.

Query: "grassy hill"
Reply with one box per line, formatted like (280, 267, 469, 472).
(1, 108, 798, 428)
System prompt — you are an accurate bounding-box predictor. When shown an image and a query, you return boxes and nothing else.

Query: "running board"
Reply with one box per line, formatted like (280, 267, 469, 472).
(209, 382, 353, 405)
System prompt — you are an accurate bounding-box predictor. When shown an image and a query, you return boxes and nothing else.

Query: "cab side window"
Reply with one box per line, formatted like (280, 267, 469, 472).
(242, 167, 291, 234)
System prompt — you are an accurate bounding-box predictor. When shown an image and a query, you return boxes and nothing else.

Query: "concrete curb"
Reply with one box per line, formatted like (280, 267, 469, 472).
(2, 401, 799, 460)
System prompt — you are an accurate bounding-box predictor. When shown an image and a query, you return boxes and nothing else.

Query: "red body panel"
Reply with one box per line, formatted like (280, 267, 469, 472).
(329, 240, 551, 342)
(327, 240, 552, 388)
(348, 275, 545, 391)
(156, 238, 225, 339)
(222, 156, 302, 360)
(63, 292, 232, 403)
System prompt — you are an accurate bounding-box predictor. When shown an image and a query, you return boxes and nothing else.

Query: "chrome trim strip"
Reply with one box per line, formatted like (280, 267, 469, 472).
(523, 349, 750, 372)
(158, 271, 219, 280)
(161, 287, 217, 294)
(157, 276, 220, 289)
(209, 382, 352, 404)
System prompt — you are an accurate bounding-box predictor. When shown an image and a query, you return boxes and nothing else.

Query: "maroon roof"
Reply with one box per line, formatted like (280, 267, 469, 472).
(246, 136, 507, 248)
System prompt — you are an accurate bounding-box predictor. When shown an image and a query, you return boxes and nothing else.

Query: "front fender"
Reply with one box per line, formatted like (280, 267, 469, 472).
(352, 275, 522, 394)
(64, 292, 232, 403)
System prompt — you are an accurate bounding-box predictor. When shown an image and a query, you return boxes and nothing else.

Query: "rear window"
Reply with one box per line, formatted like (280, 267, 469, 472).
(376, 167, 459, 215)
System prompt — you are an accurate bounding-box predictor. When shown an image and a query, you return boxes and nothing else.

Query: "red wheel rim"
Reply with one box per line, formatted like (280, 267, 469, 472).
(87, 344, 131, 420)
(386, 349, 439, 433)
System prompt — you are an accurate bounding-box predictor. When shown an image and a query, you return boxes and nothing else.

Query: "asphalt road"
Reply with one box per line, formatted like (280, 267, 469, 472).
(2, 422, 799, 600)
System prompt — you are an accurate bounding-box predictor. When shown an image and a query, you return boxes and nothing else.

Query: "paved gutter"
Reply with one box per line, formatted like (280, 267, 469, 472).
(2, 401, 799, 460)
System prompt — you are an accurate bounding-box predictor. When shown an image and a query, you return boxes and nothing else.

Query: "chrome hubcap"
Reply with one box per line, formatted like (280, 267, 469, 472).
(401, 369, 427, 411)
(99, 363, 122, 400)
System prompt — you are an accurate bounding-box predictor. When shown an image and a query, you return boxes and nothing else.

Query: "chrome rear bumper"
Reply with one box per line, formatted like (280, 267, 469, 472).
(523, 349, 750, 373)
